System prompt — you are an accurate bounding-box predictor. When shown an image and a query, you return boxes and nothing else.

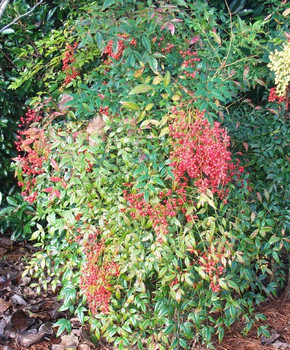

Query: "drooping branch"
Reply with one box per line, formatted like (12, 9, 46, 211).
(0, 0, 43, 33)
(0, 0, 10, 20)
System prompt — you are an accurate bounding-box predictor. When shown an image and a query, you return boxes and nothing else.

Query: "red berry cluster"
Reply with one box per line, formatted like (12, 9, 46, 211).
(156, 37, 175, 54)
(103, 35, 127, 64)
(99, 105, 110, 116)
(170, 276, 178, 287)
(161, 43, 175, 54)
(17, 108, 42, 130)
(80, 232, 119, 314)
(268, 87, 287, 104)
(129, 38, 137, 47)
(180, 50, 200, 78)
(123, 187, 189, 238)
(196, 247, 228, 293)
(15, 109, 49, 203)
(169, 108, 243, 200)
(62, 43, 79, 85)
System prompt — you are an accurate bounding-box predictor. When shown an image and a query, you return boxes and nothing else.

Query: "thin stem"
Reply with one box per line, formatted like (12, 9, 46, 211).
(0, 0, 10, 20)
(0, 0, 43, 33)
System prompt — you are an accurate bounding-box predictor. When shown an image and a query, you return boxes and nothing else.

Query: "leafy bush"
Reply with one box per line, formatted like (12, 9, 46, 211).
(6, 0, 290, 348)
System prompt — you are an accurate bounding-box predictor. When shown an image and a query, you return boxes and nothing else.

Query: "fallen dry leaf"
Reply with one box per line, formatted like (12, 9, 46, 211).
(77, 344, 90, 350)
(26, 308, 48, 320)
(58, 94, 74, 112)
(0, 237, 13, 246)
(39, 322, 53, 335)
(11, 294, 27, 306)
(58, 333, 79, 348)
(273, 340, 290, 349)
(0, 275, 11, 289)
(0, 298, 12, 313)
(86, 115, 106, 144)
(20, 276, 31, 286)
(0, 248, 8, 256)
(11, 310, 35, 331)
(18, 331, 44, 347)
(0, 318, 6, 335)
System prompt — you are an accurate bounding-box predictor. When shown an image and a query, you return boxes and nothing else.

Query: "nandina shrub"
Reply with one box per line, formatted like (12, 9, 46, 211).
(11, 1, 289, 348)
(16, 105, 282, 349)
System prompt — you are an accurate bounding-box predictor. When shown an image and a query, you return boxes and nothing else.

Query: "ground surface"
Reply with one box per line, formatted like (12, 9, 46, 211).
(0, 235, 289, 350)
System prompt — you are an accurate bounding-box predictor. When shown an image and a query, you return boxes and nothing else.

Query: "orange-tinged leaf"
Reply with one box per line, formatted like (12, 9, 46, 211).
(256, 192, 262, 203)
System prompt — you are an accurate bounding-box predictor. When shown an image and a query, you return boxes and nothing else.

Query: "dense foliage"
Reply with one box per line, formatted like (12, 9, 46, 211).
(1, 0, 289, 349)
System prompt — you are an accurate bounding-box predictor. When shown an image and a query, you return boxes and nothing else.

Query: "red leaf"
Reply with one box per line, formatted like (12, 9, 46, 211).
(50, 159, 59, 171)
(190, 36, 199, 44)
(43, 187, 54, 193)
(256, 192, 262, 203)
(243, 142, 248, 152)
(21, 138, 34, 147)
(53, 190, 61, 199)
(48, 190, 61, 201)
(50, 177, 62, 182)
(61, 180, 67, 188)
(243, 65, 250, 78)
(168, 23, 175, 36)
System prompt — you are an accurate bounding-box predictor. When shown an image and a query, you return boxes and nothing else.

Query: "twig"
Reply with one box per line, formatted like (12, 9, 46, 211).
(0, 0, 10, 20)
(212, 0, 233, 79)
(0, 0, 43, 33)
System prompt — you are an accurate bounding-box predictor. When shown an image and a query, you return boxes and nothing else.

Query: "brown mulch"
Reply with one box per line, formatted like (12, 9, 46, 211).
(215, 294, 290, 350)
(0, 235, 289, 350)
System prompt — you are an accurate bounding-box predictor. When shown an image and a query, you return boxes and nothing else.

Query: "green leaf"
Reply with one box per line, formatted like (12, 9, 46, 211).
(30, 230, 40, 240)
(211, 90, 226, 102)
(179, 338, 187, 347)
(154, 177, 165, 187)
(218, 326, 224, 343)
(164, 71, 171, 87)
(141, 36, 151, 53)
(102, 0, 116, 10)
(120, 101, 140, 111)
(219, 279, 229, 291)
(176, 0, 188, 6)
(6, 196, 17, 206)
(1, 28, 15, 35)
(54, 318, 71, 337)
(227, 280, 240, 292)
(149, 57, 158, 72)
(96, 32, 104, 50)
(269, 236, 280, 245)
(129, 84, 153, 95)
(272, 251, 280, 263)
(163, 323, 174, 335)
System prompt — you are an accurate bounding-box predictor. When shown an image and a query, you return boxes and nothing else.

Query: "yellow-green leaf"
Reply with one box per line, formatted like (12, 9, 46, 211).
(129, 84, 153, 95)
(159, 127, 169, 137)
(145, 103, 154, 111)
(164, 71, 171, 87)
(120, 101, 140, 111)
(153, 76, 161, 85)
(219, 279, 229, 291)
(172, 95, 181, 101)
